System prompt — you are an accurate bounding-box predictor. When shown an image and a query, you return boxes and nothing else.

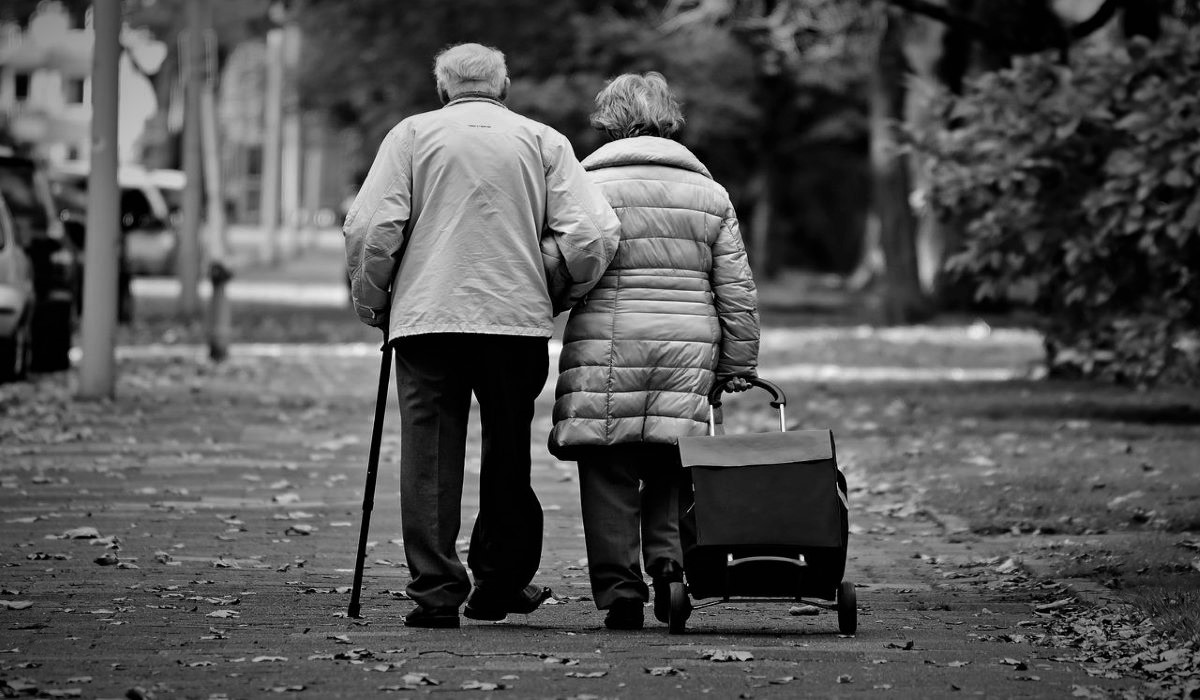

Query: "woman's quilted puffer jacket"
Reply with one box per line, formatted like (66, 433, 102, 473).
(548, 136, 760, 460)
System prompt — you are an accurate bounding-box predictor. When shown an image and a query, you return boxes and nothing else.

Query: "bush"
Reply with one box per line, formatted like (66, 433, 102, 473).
(911, 24, 1200, 385)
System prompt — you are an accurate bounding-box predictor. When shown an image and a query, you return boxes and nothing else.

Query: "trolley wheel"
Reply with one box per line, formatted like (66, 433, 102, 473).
(837, 580, 857, 635)
(668, 582, 690, 635)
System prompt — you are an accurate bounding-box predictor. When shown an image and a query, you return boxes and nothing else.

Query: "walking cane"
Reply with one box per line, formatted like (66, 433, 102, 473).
(348, 338, 392, 618)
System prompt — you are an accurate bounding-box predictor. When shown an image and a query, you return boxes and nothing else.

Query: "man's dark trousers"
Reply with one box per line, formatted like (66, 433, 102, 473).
(392, 332, 549, 610)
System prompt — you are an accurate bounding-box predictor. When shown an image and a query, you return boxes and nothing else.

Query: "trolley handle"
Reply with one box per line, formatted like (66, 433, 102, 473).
(708, 376, 787, 409)
(707, 376, 788, 436)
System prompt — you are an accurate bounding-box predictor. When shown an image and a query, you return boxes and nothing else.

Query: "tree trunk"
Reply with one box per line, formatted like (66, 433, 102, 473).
(748, 169, 776, 282)
(177, 0, 205, 318)
(1121, 0, 1161, 40)
(870, 11, 930, 324)
(78, 0, 121, 399)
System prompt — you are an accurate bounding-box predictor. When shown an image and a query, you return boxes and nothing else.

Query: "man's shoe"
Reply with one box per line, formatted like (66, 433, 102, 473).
(404, 605, 460, 629)
(603, 598, 645, 631)
(463, 584, 553, 621)
(650, 559, 684, 624)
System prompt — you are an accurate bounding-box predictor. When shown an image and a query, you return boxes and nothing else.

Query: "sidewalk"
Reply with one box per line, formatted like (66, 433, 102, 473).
(0, 350, 1170, 699)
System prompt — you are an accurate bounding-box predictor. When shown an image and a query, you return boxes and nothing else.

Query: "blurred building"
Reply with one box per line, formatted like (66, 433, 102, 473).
(0, 1, 155, 166)
(0, 3, 92, 162)
(1, 0, 368, 232)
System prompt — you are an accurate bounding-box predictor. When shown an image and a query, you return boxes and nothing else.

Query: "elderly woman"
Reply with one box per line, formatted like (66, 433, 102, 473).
(547, 72, 760, 630)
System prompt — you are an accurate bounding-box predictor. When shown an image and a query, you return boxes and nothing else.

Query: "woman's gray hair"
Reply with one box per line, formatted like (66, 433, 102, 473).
(590, 72, 685, 140)
(433, 43, 508, 98)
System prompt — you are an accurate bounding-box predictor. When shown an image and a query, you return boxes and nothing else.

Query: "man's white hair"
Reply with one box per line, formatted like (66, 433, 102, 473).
(433, 43, 508, 98)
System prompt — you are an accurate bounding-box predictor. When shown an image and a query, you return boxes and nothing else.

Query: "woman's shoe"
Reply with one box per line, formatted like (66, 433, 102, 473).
(651, 559, 684, 624)
(603, 598, 644, 630)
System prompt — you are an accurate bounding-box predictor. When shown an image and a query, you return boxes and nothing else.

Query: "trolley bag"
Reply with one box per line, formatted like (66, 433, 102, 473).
(676, 378, 849, 603)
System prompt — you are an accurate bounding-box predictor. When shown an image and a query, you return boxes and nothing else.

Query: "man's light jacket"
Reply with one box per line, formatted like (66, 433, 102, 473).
(344, 96, 620, 340)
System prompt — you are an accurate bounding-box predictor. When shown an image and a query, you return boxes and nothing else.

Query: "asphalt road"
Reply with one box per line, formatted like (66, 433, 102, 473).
(0, 348, 1152, 699)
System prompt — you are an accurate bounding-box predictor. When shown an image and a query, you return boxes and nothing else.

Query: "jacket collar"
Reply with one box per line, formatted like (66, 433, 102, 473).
(582, 136, 712, 179)
(444, 93, 508, 110)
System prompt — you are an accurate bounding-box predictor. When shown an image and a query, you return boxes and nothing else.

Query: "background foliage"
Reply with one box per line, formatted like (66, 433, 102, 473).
(294, 0, 870, 273)
(911, 22, 1200, 384)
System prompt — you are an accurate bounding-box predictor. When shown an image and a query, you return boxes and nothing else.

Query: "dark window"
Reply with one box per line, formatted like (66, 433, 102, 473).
(67, 6, 88, 30)
(246, 145, 263, 176)
(120, 188, 161, 229)
(14, 73, 31, 102)
(64, 78, 85, 104)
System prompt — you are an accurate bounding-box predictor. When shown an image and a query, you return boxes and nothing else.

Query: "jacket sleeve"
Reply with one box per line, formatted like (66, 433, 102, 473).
(540, 133, 620, 310)
(711, 205, 760, 376)
(343, 125, 413, 328)
(540, 233, 575, 316)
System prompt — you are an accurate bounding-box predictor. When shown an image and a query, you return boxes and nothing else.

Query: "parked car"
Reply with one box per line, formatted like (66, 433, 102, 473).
(50, 162, 180, 277)
(148, 168, 185, 227)
(49, 177, 134, 324)
(0, 192, 34, 382)
(0, 151, 83, 371)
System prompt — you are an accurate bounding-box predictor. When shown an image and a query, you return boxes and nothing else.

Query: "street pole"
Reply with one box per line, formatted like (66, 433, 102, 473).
(78, 0, 121, 400)
(279, 16, 302, 254)
(259, 24, 285, 264)
(178, 0, 205, 318)
(302, 114, 325, 248)
(200, 0, 232, 362)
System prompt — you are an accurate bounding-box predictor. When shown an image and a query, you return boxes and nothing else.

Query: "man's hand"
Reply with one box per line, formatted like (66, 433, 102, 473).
(722, 376, 753, 393)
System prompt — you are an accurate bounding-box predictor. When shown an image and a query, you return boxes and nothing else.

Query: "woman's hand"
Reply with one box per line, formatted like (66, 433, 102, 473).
(722, 376, 752, 393)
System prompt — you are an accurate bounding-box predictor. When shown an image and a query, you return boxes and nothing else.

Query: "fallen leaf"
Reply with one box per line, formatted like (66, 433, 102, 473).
(461, 680, 503, 691)
(701, 649, 753, 662)
(994, 558, 1021, 574)
(61, 526, 100, 539)
(207, 610, 240, 618)
(264, 686, 306, 693)
(789, 605, 820, 616)
(251, 656, 288, 662)
(1034, 599, 1073, 613)
(400, 673, 438, 687)
(999, 658, 1028, 671)
(645, 667, 682, 676)
(885, 641, 915, 650)
(0, 600, 33, 610)
(94, 553, 119, 566)
(565, 671, 606, 678)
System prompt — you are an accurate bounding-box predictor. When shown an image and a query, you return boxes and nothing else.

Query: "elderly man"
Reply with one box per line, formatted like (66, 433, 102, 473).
(344, 43, 620, 628)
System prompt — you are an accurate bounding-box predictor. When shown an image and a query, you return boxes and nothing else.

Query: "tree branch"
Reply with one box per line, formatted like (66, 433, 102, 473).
(879, 0, 1008, 47)
(882, 0, 1125, 53)
(1067, 0, 1122, 40)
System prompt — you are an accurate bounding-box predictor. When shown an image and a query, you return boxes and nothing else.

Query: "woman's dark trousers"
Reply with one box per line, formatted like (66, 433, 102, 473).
(577, 445, 684, 610)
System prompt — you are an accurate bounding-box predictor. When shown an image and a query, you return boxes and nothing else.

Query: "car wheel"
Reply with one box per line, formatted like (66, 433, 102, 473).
(0, 312, 33, 383)
(31, 299, 75, 372)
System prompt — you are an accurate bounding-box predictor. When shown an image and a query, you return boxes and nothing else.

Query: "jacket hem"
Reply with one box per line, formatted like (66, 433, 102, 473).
(389, 323, 553, 339)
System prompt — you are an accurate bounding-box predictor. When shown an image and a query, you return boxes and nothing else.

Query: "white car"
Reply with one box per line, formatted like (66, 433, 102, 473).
(0, 193, 34, 381)
(50, 162, 181, 277)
